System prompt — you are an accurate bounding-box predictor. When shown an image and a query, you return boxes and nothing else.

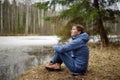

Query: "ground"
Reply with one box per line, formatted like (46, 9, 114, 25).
(16, 43, 120, 80)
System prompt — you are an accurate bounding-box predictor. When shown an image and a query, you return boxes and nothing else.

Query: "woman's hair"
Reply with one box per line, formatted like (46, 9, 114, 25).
(73, 24, 84, 33)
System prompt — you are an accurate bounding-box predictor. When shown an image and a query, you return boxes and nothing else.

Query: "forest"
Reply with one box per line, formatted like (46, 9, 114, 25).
(0, 0, 120, 46)
(0, 0, 62, 35)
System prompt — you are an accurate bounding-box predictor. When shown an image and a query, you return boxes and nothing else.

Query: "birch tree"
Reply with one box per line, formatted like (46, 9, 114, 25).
(0, 1, 3, 33)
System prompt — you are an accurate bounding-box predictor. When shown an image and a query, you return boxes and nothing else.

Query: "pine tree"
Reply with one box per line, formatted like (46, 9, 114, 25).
(35, 0, 119, 47)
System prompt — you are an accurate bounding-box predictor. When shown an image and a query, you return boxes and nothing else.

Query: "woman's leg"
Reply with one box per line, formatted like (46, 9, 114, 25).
(48, 52, 86, 75)
(54, 52, 76, 73)
(51, 52, 63, 64)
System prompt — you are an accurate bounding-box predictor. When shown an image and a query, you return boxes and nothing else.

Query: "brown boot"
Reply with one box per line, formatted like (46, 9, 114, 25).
(45, 61, 54, 67)
(45, 63, 61, 71)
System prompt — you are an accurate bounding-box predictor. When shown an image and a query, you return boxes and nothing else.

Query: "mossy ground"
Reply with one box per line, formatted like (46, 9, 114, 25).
(16, 44, 120, 80)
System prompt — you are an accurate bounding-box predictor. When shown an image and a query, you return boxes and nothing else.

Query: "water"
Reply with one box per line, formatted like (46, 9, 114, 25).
(0, 36, 59, 80)
(89, 35, 120, 43)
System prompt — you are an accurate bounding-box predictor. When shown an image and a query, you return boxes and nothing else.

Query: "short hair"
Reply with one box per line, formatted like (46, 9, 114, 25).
(73, 24, 84, 33)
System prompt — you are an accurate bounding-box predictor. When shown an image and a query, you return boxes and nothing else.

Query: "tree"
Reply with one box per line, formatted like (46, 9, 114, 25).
(0, 0, 3, 33)
(35, 0, 119, 47)
(93, 0, 109, 46)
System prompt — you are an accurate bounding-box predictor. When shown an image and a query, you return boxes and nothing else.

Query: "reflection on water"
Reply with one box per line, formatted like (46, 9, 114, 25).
(0, 36, 59, 80)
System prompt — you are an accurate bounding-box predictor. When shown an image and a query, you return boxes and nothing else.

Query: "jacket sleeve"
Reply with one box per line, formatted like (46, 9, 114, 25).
(53, 38, 84, 53)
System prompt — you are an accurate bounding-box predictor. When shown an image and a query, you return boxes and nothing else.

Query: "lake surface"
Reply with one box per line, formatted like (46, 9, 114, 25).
(0, 36, 59, 80)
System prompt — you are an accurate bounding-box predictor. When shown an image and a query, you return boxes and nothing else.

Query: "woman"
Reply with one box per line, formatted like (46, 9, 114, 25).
(45, 24, 90, 76)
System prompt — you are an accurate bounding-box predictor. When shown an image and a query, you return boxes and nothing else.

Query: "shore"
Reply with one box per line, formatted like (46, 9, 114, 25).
(16, 44, 120, 80)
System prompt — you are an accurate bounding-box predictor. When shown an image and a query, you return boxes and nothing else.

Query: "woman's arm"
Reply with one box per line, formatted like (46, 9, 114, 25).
(53, 38, 84, 53)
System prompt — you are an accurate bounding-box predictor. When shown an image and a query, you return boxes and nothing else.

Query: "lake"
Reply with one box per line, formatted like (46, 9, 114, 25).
(0, 36, 59, 80)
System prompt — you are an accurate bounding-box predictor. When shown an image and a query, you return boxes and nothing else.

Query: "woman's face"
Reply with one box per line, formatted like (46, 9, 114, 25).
(71, 26, 80, 37)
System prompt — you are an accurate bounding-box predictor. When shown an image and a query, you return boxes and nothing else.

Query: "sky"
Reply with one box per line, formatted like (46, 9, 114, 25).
(1, 0, 120, 11)
(1, 0, 63, 11)
(1, 0, 50, 4)
(106, 2, 120, 11)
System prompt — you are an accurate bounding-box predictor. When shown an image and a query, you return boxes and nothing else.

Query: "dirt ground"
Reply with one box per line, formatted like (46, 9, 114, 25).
(16, 44, 120, 80)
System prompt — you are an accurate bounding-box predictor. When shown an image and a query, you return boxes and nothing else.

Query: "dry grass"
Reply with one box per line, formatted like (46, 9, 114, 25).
(16, 44, 120, 80)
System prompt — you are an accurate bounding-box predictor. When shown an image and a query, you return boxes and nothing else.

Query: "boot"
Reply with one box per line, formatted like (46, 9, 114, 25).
(45, 63, 61, 71)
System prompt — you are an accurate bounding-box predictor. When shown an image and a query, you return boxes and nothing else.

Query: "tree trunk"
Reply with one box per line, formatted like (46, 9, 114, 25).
(33, 7, 36, 33)
(41, 9, 44, 34)
(13, 0, 17, 34)
(11, 4, 14, 33)
(7, 4, 10, 33)
(94, 0, 109, 47)
(0, 2, 3, 33)
(38, 9, 40, 28)
(25, 5, 29, 34)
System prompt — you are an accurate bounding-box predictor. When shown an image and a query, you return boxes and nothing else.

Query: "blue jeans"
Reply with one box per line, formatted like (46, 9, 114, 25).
(51, 52, 82, 73)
